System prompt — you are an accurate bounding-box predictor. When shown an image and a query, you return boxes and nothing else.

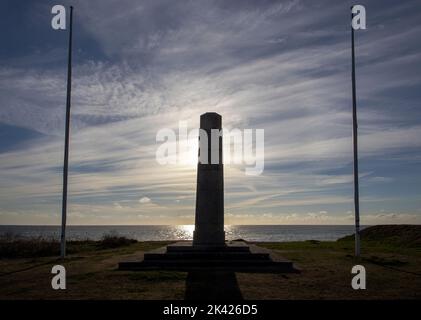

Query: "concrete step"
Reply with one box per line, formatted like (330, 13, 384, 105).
(119, 260, 295, 272)
(141, 260, 288, 266)
(167, 245, 250, 253)
(144, 252, 269, 260)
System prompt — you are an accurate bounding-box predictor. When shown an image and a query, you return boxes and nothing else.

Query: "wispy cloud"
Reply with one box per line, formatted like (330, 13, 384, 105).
(1, 0, 421, 225)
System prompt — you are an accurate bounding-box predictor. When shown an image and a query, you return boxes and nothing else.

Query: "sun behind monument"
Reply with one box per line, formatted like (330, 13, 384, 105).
(119, 113, 297, 273)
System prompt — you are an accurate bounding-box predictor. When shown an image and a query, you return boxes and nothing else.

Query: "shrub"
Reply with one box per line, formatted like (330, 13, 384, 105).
(98, 234, 137, 249)
(0, 236, 59, 259)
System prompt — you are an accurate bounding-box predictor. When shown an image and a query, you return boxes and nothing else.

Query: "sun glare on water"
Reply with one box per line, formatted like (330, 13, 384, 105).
(174, 224, 195, 239)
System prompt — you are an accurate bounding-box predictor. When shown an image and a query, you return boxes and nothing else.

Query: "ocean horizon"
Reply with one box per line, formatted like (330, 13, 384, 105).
(0, 225, 368, 242)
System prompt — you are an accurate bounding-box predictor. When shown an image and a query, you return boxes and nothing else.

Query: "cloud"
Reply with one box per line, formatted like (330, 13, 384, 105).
(1, 0, 421, 225)
(139, 196, 151, 204)
(224, 211, 421, 225)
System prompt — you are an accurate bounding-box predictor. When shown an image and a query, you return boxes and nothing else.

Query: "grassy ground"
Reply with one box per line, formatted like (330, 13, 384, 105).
(0, 236, 420, 299)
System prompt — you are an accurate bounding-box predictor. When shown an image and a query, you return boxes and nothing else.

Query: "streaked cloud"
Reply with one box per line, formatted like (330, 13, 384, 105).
(0, 0, 421, 225)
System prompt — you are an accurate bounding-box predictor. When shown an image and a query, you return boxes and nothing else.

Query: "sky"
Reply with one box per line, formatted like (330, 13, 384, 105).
(0, 0, 421, 225)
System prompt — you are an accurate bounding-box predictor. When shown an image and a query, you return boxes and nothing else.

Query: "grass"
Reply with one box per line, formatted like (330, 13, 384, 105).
(0, 234, 60, 258)
(0, 234, 138, 258)
(0, 226, 420, 300)
(338, 225, 421, 248)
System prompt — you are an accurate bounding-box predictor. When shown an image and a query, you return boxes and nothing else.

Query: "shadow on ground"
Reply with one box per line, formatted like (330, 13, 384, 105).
(185, 271, 243, 300)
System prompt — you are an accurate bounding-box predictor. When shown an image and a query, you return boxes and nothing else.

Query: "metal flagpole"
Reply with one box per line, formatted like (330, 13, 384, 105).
(351, 6, 360, 257)
(61, 6, 73, 259)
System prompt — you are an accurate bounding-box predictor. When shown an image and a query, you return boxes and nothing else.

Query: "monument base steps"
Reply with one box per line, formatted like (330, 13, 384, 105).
(119, 241, 299, 273)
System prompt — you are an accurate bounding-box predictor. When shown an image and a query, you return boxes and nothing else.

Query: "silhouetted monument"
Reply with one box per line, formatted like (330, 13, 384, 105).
(119, 113, 297, 273)
(193, 112, 225, 246)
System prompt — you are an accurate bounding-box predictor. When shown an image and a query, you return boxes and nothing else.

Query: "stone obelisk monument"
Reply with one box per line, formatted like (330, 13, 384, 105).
(193, 112, 225, 246)
(119, 112, 297, 272)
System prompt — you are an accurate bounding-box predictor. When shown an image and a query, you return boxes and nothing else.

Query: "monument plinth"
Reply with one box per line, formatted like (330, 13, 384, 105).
(119, 113, 298, 273)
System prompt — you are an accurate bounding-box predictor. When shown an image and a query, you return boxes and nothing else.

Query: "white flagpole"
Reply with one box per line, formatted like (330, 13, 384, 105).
(351, 6, 361, 257)
(60, 6, 73, 259)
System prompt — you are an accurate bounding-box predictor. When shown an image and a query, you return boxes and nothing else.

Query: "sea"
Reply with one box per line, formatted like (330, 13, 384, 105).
(0, 225, 366, 242)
